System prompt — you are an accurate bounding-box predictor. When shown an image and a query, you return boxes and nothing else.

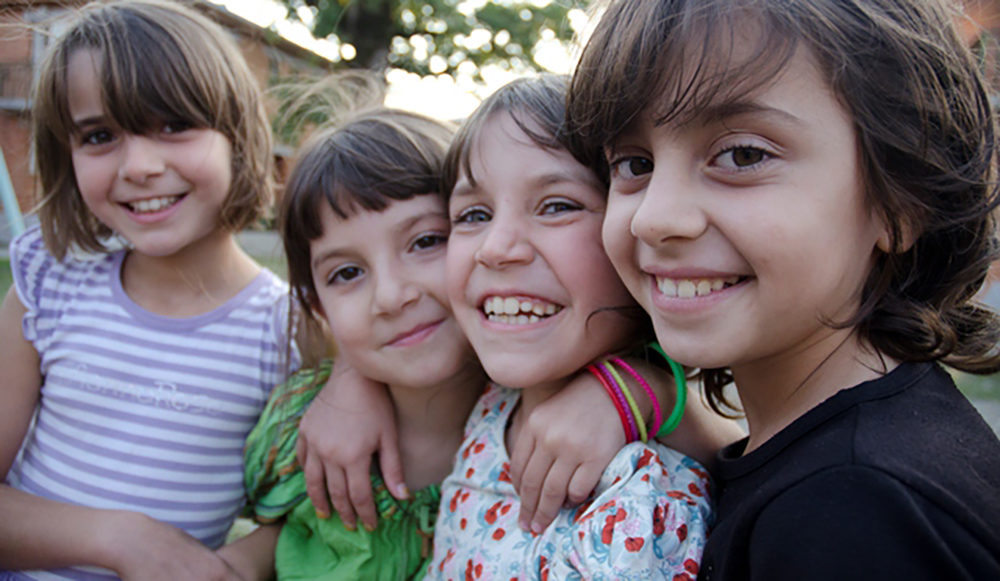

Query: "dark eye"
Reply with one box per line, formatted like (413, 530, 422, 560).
(454, 208, 491, 225)
(715, 146, 770, 170)
(611, 156, 653, 179)
(412, 233, 447, 251)
(162, 120, 193, 134)
(540, 200, 581, 215)
(329, 266, 363, 285)
(81, 129, 115, 146)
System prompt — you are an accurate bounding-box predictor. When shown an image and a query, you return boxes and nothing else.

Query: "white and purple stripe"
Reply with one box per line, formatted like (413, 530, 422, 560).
(4, 228, 299, 580)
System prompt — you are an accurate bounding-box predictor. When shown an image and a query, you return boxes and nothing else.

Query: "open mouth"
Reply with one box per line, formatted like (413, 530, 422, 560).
(481, 295, 564, 325)
(123, 194, 185, 214)
(655, 276, 750, 298)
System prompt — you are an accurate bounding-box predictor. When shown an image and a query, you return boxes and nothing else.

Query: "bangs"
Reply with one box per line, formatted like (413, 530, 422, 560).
(569, 0, 799, 151)
(46, 5, 226, 142)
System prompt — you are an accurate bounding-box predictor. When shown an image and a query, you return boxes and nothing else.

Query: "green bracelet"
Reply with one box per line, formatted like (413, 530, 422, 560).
(649, 343, 687, 439)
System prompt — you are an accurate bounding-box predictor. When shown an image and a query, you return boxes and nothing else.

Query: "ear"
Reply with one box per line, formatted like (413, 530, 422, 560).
(874, 214, 918, 254)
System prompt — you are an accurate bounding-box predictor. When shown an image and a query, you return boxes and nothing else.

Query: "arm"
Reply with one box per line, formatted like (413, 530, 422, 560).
(0, 288, 241, 580)
(296, 357, 403, 531)
(510, 357, 743, 532)
(217, 524, 282, 581)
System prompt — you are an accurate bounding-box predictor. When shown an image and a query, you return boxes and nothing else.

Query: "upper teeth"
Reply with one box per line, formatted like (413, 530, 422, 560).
(482, 295, 560, 324)
(128, 195, 180, 213)
(656, 277, 741, 298)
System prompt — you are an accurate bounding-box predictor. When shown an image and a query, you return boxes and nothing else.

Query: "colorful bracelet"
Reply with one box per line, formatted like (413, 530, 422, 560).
(602, 360, 648, 443)
(598, 362, 640, 443)
(611, 356, 662, 438)
(648, 343, 687, 439)
(586, 364, 636, 443)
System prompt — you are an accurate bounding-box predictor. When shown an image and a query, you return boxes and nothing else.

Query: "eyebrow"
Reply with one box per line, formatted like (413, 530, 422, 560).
(71, 115, 109, 132)
(452, 169, 601, 198)
(677, 100, 805, 129)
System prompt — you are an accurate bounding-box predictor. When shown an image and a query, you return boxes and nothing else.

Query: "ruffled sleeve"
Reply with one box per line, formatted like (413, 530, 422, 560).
(554, 442, 713, 580)
(8, 226, 53, 343)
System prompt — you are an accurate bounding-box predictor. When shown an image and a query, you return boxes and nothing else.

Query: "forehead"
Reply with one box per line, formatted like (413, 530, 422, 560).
(317, 195, 447, 241)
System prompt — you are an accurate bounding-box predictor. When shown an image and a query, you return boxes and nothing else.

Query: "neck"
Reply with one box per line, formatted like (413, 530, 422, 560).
(122, 229, 260, 317)
(732, 327, 896, 453)
(389, 358, 488, 490)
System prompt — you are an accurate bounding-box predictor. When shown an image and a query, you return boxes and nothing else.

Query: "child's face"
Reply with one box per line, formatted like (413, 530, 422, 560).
(602, 47, 888, 374)
(66, 50, 233, 258)
(310, 196, 473, 389)
(447, 113, 637, 390)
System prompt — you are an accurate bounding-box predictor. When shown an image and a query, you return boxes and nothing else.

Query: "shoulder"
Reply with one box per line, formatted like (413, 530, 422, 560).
(751, 465, 1000, 579)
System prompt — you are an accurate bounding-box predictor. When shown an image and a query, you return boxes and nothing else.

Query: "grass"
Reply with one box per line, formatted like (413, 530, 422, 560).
(0, 257, 11, 299)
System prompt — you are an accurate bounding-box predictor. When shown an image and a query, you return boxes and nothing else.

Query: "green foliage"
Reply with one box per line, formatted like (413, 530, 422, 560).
(279, 0, 585, 78)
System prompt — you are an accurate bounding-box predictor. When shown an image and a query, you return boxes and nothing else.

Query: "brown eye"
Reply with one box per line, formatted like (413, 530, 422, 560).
(731, 147, 765, 167)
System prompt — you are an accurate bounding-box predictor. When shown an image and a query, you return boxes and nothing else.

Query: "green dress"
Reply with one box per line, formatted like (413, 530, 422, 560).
(244, 360, 440, 580)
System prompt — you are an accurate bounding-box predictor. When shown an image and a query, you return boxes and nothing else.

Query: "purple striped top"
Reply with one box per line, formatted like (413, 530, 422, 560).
(4, 227, 299, 581)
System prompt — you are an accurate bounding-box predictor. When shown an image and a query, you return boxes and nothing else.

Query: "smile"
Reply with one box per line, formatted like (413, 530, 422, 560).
(124, 194, 184, 214)
(387, 320, 443, 347)
(481, 295, 563, 325)
(655, 276, 748, 298)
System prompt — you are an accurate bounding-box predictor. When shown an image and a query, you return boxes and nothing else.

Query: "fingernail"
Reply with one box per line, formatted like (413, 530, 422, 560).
(316, 510, 330, 520)
(518, 518, 530, 531)
(344, 522, 356, 532)
(530, 522, 542, 534)
(363, 523, 376, 533)
(396, 484, 410, 499)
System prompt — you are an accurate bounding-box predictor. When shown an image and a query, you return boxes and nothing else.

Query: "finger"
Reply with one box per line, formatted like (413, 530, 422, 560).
(326, 467, 356, 529)
(508, 431, 536, 494)
(515, 446, 555, 532)
(346, 457, 377, 531)
(302, 448, 331, 519)
(378, 430, 409, 500)
(530, 458, 577, 533)
(566, 461, 602, 505)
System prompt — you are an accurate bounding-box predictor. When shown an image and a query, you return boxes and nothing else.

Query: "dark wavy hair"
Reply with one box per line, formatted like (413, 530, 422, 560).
(567, 0, 1000, 412)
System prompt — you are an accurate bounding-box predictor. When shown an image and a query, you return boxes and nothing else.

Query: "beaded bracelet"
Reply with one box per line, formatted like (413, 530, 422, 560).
(610, 356, 662, 437)
(598, 362, 640, 443)
(648, 343, 687, 439)
(586, 364, 636, 443)
(601, 360, 648, 443)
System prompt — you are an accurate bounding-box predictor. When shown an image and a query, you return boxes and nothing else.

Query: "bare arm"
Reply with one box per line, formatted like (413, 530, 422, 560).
(217, 524, 282, 581)
(296, 357, 403, 532)
(0, 287, 242, 580)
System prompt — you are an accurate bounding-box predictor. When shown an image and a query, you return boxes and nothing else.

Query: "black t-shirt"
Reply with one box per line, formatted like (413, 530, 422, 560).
(699, 362, 1000, 581)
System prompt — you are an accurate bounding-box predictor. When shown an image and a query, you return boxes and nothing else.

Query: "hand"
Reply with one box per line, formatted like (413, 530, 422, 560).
(107, 513, 246, 581)
(296, 358, 404, 531)
(510, 371, 625, 533)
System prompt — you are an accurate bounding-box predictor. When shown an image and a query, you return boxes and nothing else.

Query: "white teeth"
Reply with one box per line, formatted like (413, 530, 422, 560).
(128, 195, 181, 214)
(656, 276, 745, 299)
(482, 295, 562, 324)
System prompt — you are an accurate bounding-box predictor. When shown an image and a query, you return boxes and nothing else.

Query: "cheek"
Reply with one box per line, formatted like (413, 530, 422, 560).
(445, 237, 475, 305)
(601, 196, 639, 278)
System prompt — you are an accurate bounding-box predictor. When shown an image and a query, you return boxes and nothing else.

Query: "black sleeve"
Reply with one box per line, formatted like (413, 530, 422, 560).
(748, 466, 987, 581)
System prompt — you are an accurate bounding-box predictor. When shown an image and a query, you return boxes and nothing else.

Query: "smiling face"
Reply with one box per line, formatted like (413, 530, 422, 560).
(66, 50, 233, 258)
(311, 196, 473, 389)
(446, 113, 638, 390)
(602, 46, 888, 379)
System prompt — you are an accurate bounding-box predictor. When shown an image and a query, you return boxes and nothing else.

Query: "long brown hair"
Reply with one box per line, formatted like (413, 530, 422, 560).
(567, 0, 1000, 412)
(32, 0, 273, 259)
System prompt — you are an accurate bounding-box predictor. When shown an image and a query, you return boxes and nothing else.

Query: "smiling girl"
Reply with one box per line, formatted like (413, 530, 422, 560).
(567, 0, 1000, 578)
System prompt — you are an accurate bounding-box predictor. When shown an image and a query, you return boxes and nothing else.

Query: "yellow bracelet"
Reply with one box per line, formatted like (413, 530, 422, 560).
(602, 360, 648, 443)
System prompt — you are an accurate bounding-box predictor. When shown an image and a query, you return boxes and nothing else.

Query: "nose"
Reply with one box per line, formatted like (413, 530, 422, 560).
(372, 263, 421, 317)
(630, 166, 709, 246)
(474, 211, 533, 269)
(118, 135, 165, 184)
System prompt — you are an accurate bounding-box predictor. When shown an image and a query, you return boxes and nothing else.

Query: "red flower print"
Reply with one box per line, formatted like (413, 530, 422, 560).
(625, 537, 645, 552)
(499, 401, 507, 411)
(602, 514, 617, 544)
(439, 548, 455, 571)
(500, 503, 512, 516)
(449, 489, 464, 512)
(493, 528, 506, 540)
(474, 442, 486, 454)
(466, 468, 475, 478)
(465, 559, 482, 581)
(677, 523, 688, 541)
(463, 439, 478, 459)
(690, 467, 709, 479)
(499, 462, 512, 483)
(684, 559, 699, 574)
(636, 449, 656, 470)
(597, 500, 617, 513)
(653, 505, 666, 536)
(539, 555, 550, 581)
(460, 518, 467, 530)
(642, 474, 650, 482)
(615, 508, 628, 522)
(688, 482, 704, 497)
(673, 574, 692, 581)
(485, 500, 504, 525)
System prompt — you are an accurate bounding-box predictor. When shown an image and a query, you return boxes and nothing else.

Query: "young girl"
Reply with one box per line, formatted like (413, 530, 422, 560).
(242, 107, 487, 580)
(425, 75, 714, 580)
(566, 0, 1000, 578)
(0, 2, 296, 579)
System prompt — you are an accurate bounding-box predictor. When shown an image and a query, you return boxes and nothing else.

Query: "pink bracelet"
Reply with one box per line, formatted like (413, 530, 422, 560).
(611, 357, 662, 437)
(586, 364, 635, 443)
(597, 361, 639, 443)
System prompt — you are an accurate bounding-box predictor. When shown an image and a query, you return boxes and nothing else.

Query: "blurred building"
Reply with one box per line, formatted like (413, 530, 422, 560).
(0, 0, 333, 235)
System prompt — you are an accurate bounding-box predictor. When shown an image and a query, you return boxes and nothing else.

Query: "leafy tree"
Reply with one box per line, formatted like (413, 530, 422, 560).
(279, 0, 586, 78)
